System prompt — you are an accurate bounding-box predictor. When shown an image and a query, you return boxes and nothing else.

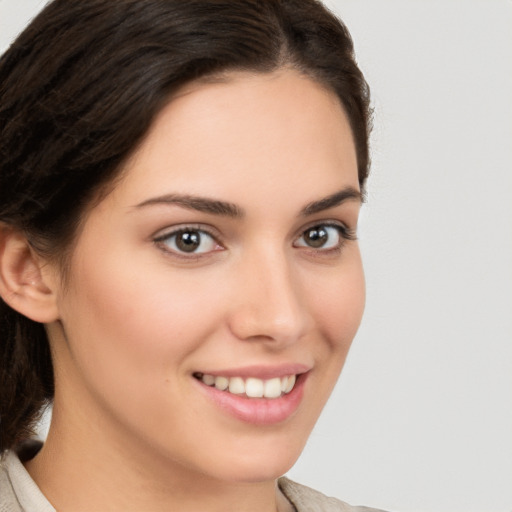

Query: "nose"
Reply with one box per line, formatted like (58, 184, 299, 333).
(227, 248, 310, 348)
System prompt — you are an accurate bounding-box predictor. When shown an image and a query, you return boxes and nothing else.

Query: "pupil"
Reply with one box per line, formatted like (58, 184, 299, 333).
(306, 227, 327, 248)
(176, 231, 200, 252)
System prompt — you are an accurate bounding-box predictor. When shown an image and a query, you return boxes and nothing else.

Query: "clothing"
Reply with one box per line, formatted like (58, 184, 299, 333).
(277, 478, 387, 512)
(1, 447, 387, 512)
(1, 450, 54, 512)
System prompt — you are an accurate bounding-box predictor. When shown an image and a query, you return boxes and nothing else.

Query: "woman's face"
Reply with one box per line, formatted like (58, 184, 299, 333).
(47, 69, 365, 483)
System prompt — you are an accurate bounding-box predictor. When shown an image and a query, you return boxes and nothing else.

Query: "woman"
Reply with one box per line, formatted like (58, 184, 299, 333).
(0, 1, 380, 510)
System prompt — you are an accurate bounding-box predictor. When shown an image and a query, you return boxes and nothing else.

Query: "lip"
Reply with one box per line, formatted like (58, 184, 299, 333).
(194, 363, 310, 380)
(193, 368, 310, 426)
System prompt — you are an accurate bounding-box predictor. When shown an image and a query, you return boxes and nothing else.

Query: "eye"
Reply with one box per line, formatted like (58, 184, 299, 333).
(155, 227, 221, 255)
(294, 223, 352, 250)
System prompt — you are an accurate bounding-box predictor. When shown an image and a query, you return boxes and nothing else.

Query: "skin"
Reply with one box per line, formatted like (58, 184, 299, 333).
(22, 69, 365, 511)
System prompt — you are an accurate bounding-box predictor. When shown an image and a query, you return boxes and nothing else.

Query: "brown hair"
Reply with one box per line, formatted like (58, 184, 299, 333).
(0, 0, 371, 452)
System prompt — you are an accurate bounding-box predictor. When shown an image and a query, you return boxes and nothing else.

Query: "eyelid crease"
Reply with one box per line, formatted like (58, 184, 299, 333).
(153, 223, 222, 242)
(298, 220, 357, 241)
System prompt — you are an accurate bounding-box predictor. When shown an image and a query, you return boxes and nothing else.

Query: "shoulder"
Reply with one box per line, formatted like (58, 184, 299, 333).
(0, 448, 54, 512)
(278, 477, 389, 512)
(0, 452, 23, 512)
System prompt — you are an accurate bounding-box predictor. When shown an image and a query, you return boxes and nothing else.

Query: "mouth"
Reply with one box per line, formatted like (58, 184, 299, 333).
(193, 372, 297, 399)
(192, 368, 309, 425)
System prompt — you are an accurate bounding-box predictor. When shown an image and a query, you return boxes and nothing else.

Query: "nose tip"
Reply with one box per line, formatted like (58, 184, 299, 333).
(229, 306, 305, 346)
(227, 258, 308, 347)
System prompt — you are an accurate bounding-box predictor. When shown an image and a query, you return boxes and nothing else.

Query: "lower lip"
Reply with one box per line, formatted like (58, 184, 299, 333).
(194, 374, 308, 425)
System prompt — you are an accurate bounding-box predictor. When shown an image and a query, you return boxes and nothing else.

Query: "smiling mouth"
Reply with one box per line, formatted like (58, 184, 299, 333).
(193, 372, 297, 399)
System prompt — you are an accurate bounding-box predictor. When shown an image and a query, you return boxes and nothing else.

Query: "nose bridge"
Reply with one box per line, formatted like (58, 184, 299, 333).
(228, 243, 308, 345)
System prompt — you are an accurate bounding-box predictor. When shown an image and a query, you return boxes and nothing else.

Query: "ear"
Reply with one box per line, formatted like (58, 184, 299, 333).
(0, 224, 60, 323)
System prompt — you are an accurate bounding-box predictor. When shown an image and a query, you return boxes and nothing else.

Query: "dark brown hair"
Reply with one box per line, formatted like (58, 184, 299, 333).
(0, 0, 371, 452)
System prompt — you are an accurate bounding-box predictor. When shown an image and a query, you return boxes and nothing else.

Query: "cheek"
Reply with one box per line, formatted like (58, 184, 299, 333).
(54, 251, 232, 445)
(59, 250, 225, 379)
(288, 254, 365, 439)
(308, 255, 365, 355)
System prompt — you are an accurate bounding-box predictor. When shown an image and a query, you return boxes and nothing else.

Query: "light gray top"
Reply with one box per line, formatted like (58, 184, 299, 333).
(0, 449, 387, 512)
(0, 451, 54, 512)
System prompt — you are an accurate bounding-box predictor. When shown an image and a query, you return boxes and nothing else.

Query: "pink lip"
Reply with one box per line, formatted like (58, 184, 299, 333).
(194, 370, 309, 426)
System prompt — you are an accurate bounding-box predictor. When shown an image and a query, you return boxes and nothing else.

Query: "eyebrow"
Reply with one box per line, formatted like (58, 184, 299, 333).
(134, 186, 362, 218)
(135, 193, 243, 218)
(299, 187, 362, 216)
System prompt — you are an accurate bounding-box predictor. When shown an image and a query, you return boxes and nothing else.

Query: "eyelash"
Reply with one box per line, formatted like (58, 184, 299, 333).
(153, 221, 357, 260)
(293, 222, 357, 254)
(153, 225, 222, 260)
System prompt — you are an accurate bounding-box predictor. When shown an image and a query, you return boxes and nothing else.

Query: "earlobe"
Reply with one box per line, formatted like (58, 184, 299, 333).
(0, 224, 60, 323)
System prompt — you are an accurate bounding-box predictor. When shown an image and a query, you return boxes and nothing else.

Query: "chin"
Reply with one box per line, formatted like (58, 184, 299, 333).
(218, 459, 297, 484)
(205, 434, 307, 484)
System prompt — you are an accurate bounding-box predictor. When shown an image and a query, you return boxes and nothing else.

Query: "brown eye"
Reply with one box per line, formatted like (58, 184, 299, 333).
(303, 226, 328, 248)
(175, 230, 201, 252)
(156, 228, 219, 255)
(294, 224, 343, 250)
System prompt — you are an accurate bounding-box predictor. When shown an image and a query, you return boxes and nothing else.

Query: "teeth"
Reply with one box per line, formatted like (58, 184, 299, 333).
(214, 376, 229, 391)
(245, 378, 264, 398)
(228, 376, 245, 394)
(264, 377, 282, 398)
(284, 374, 296, 394)
(197, 373, 298, 399)
(202, 374, 216, 386)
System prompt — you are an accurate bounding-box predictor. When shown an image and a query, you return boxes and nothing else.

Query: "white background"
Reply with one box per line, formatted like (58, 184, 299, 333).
(1, 1, 511, 511)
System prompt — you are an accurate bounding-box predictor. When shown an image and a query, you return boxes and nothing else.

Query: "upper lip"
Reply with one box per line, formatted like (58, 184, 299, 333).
(194, 363, 311, 380)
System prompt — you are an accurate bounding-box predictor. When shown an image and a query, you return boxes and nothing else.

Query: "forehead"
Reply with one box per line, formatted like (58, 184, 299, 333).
(110, 69, 359, 211)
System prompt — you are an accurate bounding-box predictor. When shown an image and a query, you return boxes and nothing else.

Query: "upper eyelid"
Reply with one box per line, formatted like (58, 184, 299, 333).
(296, 219, 354, 237)
(153, 223, 221, 242)
(152, 220, 355, 240)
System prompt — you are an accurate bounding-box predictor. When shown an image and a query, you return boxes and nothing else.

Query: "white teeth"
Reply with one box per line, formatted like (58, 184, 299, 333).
(198, 373, 297, 399)
(284, 374, 296, 394)
(202, 374, 216, 386)
(264, 377, 282, 398)
(245, 378, 264, 398)
(214, 376, 229, 391)
(228, 376, 245, 395)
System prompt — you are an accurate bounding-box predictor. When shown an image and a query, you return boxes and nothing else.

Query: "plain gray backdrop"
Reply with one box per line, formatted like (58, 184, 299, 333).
(1, 1, 511, 511)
